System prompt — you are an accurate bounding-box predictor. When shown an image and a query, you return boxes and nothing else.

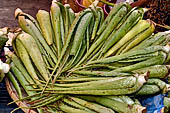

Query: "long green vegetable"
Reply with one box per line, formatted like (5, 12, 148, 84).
(79, 96, 146, 113)
(6, 1, 170, 113)
(103, 8, 144, 57)
(15, 38, 41, 85)
(70, 12, 93, 56)
(7, 72, 22, 99)
(16, 32, 49, 81)
(11, 54, 35, 87)
(36, 10, 54, 45)
(10, 63, 36, 96)
(106, 20, 154, 55)
(76, 4, 130, 66)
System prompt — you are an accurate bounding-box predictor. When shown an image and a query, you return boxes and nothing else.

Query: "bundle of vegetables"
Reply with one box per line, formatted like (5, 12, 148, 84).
(5, 0, 170, 113)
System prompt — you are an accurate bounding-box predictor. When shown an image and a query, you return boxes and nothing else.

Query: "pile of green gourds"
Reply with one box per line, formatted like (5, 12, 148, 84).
(5, 0, 170, 113)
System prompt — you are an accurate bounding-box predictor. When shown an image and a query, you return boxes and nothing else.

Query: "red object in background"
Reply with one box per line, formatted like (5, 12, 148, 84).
(75, 0, 149, 16)
(76, 0, 128, 16)
(103, 0, 150, 15)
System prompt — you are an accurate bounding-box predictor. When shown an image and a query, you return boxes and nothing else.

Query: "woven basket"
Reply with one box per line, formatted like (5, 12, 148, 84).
(5, 77, 37, 113)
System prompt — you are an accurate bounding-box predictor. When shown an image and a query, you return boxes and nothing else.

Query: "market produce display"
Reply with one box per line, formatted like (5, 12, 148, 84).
(4, 0, 170, 113)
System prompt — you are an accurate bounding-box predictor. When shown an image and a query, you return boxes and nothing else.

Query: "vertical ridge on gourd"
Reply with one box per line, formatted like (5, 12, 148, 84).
(64, 4, 71, 39)
(15, 9, 58, 65)
(50, 8, 93, 85)
(10, 63, 36, 96)
(50, 1, 63, 57)
(11, 54, 36, 87)
(68, 6, 75, 26)
(36, 10, 54, 46)
(56, 1, 66, 46)
(120, 20, 155, 54)
(15, 38, 41, 85)
(88, 45, 169, 65)
(105, 19, 154, 55)
(97, 2, 131, 36)
(103, 8, 144, 57)
(70, 12, 93, 56)
(7, 72, 22, 99)
(16, 32, 49, 81)
(76, 3, 131, 66)
(91, 7, 101, 41)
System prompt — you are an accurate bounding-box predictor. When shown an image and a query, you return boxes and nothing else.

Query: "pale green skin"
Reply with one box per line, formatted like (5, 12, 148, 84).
(10, 63, 35, 96)
(29, 95, 63, 108)
(17, 33, 49, 81)
(79, 96, 144, 113)
(70, 97, 115, 113)
(35, 76, 135, 90)
(146, 78, 168, 92)
(91, 8, 102, 41)
(103, 8, 144, 57)
(77, 5, 130, 67)
(105, 19, 151, 56)
(59, 103, 90, 113)
(49, 9, 93, 85)
(164, 97, 170, 113)
(106, 96, 135, 105)
(97, 2, 131, 36)
(133, 65, 169, 79)
(17, 14, 57, 65)
(36, 10, 53, 45)
(88, 45, 167, 65)
(63, 97, 96, 113)
(73, 70, 130, 77)
(11, 54, 35, 86)
(134, 84, 160, 96)
(34, 74, 146, 96)
(15, 39, 41, 85)
(7, 72, 22, 99)
(120, 22, 154, 54)
(51, 2, 63, 57)
(131, 31, 170, 51)
(70, 12, 93, 55)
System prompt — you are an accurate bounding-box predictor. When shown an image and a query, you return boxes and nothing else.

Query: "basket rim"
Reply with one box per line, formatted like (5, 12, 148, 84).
(5, 77, 37, 113)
